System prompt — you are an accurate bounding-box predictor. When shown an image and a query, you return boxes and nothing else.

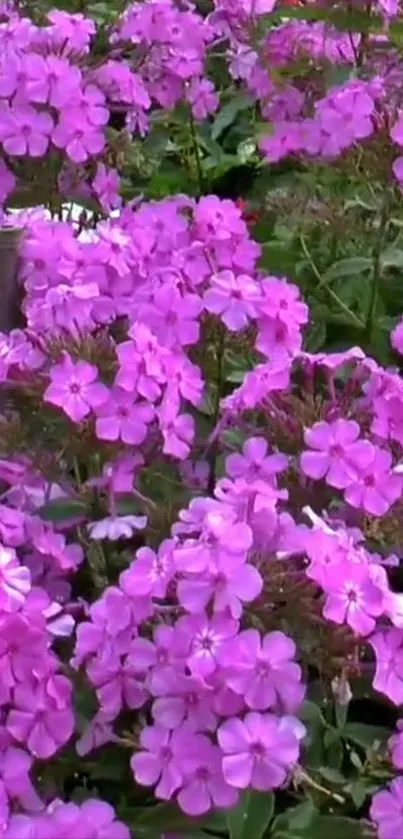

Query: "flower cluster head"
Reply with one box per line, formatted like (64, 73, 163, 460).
(73, 437, 306, 814)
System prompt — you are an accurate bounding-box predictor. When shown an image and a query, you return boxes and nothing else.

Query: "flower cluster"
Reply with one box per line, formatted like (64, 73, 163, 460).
(0, 0, 216, 213)
(74, 442, 306, 814)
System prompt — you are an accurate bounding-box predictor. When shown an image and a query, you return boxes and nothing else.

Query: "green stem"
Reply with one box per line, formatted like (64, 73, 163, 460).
(189, 110, 204, 196)
(300, 234, 365, 330)
(365, 200, 389, 343)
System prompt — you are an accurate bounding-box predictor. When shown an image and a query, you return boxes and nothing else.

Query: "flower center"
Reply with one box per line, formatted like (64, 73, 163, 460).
(250, 741, 266, 758)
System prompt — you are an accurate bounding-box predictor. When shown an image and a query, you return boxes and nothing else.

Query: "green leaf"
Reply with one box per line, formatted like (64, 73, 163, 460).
(319, 257, 372, 289)
(211, 93, 253, 141)
(37, 498, 88, 523)
(227, 790, 274, 839)
(126, 802, 222, 834)
(299, 701, 327, 769)
(116, 493, 142, 516)
(349, 780, 369, 808)
(319, 766, 346, 785)
(272, 812, 369, 839)
(305, 320, 326, 352)
(272, 800, 317, 836)
(340, 723, 390, 749)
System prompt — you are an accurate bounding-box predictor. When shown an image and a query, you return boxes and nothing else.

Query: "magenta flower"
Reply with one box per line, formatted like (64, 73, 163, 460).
(140, 283, 202, 348)
(1, 105, 53, 157)
(226, 437, 287, 482)
(26, 55, 81, 108)
(44, 353, 108, 423)
(52, 116, 104, 163)
(204, 270, 260, 331)
(176, 613, 239, 678)
(93, 163, 122, 212)
(0, 546, 30, 611)
(370, 629, 403, 705)
(370, 777, 403, 839)
(177, 552, 262, 618)
(322, 560, 384, 636)
(120, 540, 174, 599)
(76, 710, 115, 757)
(7, 675, 74, 759)
(95, 388, 154, 444)
(158, 404, 195, 460)
(391, 318, 403, 355)
(0, 613, 47, 701)
(0, 746, 43, 812)
(344, 445, 402, 515)
(389, 721, 403, 769)
(131, 723, 202, 800)
(128, 625, 180, 686)
(194, 196, 246, 242)
(88, 656, 147, 718)
(178, 741, 238, 815)
(150, 670, 216, 732)
(47, 8, 96, 52)
(300, 419, 372, 489)
(218, 712, 302, 790)
(187, 78, 218, 120)
(222, 629, 304, 713)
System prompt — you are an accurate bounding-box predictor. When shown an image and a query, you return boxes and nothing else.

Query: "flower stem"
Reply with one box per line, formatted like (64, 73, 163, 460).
(189, 109, 204, 196)
(365, 200, 389, 344)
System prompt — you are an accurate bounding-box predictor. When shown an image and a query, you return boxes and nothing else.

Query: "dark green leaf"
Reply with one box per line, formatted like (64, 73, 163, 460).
(211, 93, 253, 141)
(38, 498, 88, 523)
(272, 811, 370, 839)
(227, 790, 274, 839)
(271, 800, 317, 836)
(320, 257, 372, 289)
(340, 723, 390, 749)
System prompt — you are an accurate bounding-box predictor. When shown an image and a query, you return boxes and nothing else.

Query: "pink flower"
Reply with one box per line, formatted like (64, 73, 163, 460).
(178, 741, 237, 815)
(226, 437, 287, 482)
(7, 674, 74, 759)
(158, 403, 195, 460)
(1, 105, 53, 157)
(370, 629, 403, 705)
(120, 540, 174, 599)
(88, 655, 147, 718)
(391, 318, 403, 354)
(177, 552, 262, 618)
(131, 723, 202, 800)
(389, 721, 403, 769)
(26, 55, 81, 108)
(222, 629, 304, 712)
(322, 560, 384, 636)
(52, 116, 104, 163)
(301, 419, 372, 489)
(0, 546, 30, 611)
(204, 270, 260, 331)
(217, 712, 302, 790)
(344, 445, 402, 515)
(370, 777, 403, 839)
(187, 78, 218, 120)
(93, 163, 122, 212)
(95, 388, 154, 444)
(140, 284, 202, 348)
(175, 613, 239, 678)
(150, 670, 216, 732)
(44, 353, 108, 423)
(0, 746, 43, 812)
